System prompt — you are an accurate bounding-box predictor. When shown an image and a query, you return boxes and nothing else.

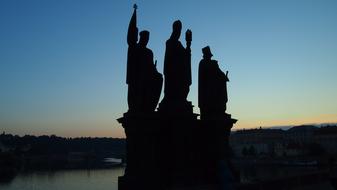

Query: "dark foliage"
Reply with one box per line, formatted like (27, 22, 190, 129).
(0, 133, 126, 159)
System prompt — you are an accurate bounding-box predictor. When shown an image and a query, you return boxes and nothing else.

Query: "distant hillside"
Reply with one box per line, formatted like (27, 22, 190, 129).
(0, 133, 126, 171)
(0, 133, 126, 159)
(232, 122, 337, 131)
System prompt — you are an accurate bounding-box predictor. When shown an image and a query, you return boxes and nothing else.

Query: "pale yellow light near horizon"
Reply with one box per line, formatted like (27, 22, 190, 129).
(3, 113, 336, 138)
(235, 113, 337, 130)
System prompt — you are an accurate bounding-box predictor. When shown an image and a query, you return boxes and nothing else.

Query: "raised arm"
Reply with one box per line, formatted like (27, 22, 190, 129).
(127, 4, 138, 46)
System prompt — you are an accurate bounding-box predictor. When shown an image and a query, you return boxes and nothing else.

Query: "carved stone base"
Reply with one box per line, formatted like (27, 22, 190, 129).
(117, 111, 237, 190)
(157, 98, 194, 116)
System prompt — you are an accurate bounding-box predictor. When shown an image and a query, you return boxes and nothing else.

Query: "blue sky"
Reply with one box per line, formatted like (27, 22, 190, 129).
(1, 0, 337, 137)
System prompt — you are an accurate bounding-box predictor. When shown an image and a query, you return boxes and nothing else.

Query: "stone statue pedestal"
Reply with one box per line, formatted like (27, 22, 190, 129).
(157, 97, 194, 116)
(117, 111, 237, 190)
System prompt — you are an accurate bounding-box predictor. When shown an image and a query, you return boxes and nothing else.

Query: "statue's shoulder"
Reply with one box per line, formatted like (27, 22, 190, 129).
(199, 59, 208, 69)
(199, 59, 207, 65)
(146, 47, 154, 56)
(166, 39, 172, 44)
(211, 59, 218, 65)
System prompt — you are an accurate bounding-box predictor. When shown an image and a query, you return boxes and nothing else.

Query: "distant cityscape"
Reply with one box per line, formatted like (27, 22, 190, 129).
(231, 124, 337, 162)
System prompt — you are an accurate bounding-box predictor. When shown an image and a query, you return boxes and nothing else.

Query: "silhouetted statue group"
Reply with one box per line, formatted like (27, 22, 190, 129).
(119, 5, 238, 190)
(126, 5, 229, 117)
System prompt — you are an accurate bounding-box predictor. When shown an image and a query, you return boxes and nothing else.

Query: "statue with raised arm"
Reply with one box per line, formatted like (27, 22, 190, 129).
(198, 46, 229, 119)
(126, 4, 162, 113)
(161, 20, 192, 112)
(126, 4, 139, 112)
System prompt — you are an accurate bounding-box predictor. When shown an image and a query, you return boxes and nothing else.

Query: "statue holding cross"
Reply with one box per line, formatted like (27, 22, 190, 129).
(126, 4, 163, 113)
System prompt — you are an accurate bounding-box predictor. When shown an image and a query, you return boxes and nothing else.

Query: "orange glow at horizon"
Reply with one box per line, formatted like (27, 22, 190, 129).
(234, 113, 337, 130)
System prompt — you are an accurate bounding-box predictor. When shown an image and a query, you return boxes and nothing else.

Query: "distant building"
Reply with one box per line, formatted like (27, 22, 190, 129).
(285, 125, 317, 145)
(230, 125, 337, 157)
(230, 128, 284, 157)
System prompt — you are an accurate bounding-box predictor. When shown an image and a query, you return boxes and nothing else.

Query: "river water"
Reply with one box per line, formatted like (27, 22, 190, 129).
(0, 167, 124, 190)
(0, 166, 334, 190)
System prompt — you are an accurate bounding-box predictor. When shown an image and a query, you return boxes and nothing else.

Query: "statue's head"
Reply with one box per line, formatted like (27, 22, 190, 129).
(171, 20, 182, 40)
(139, 30, 150, 47)
(202, 46, 213, 60)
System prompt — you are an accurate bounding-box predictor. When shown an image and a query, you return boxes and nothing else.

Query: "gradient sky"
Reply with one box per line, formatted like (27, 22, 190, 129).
(1, 0, 337, 137)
